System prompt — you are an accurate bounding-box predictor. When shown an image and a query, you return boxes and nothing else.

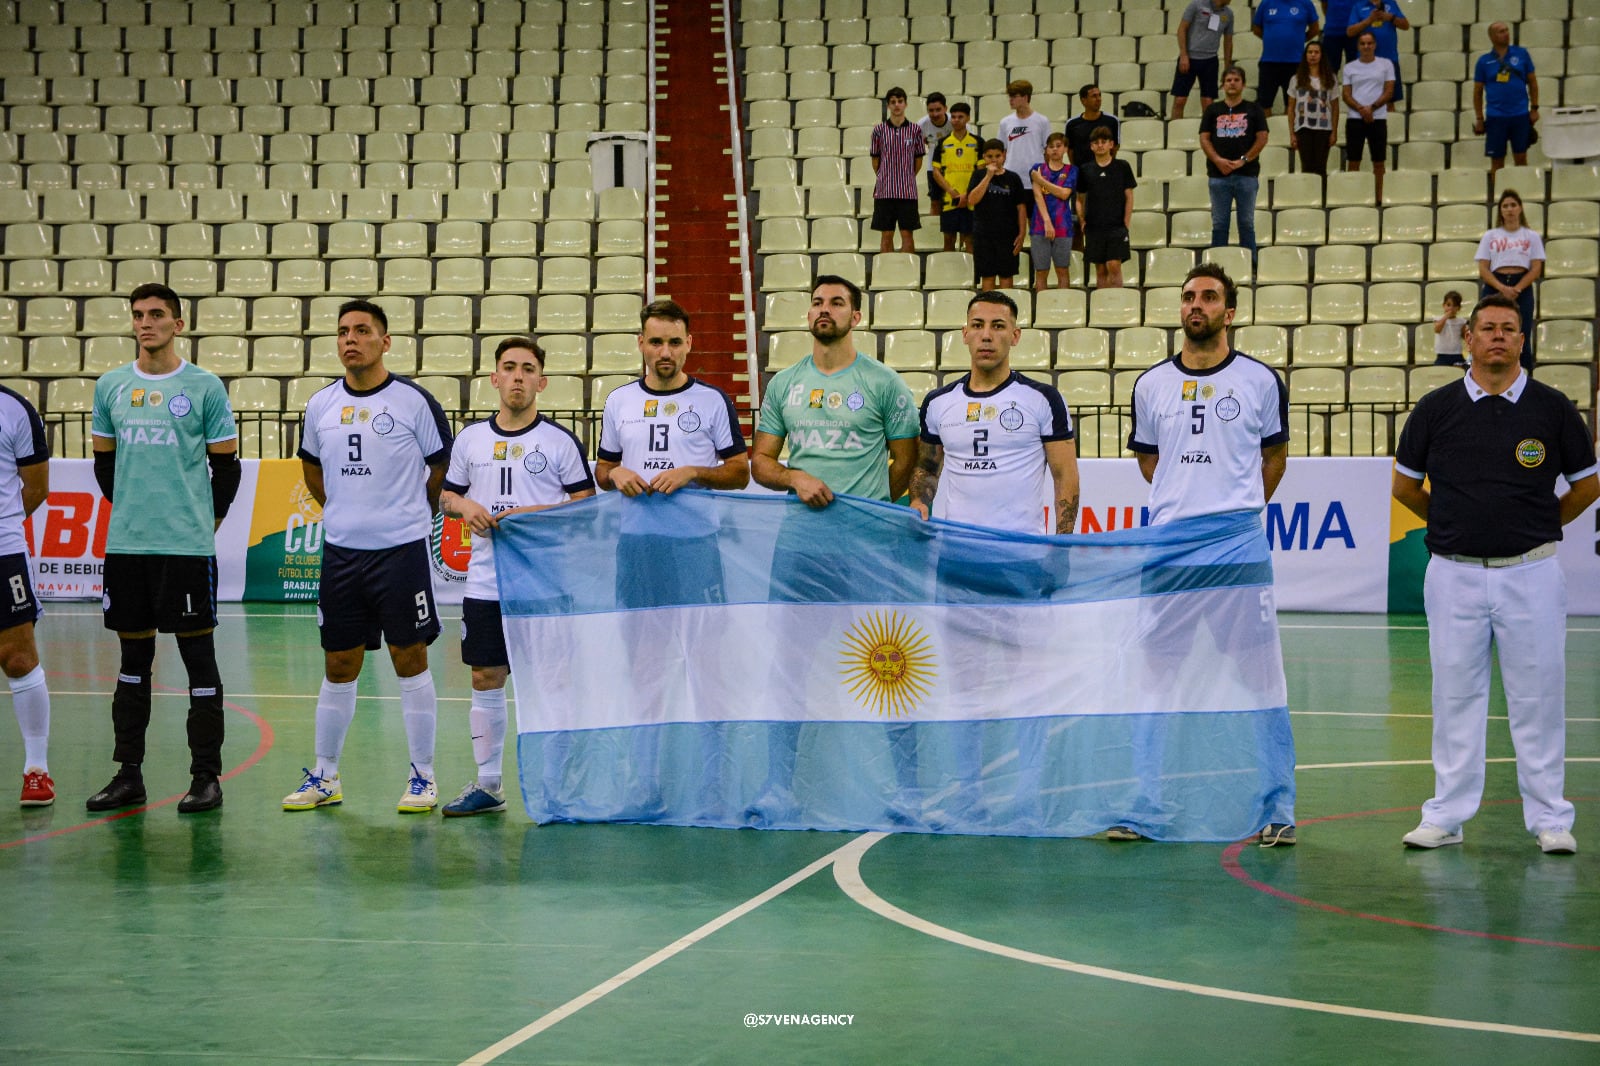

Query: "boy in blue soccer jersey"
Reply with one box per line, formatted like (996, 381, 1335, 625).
(86, 284, 241, 815)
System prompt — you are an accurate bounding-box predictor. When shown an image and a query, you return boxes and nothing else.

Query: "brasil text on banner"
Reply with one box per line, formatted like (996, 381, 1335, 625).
(498, 491, 1296, 841)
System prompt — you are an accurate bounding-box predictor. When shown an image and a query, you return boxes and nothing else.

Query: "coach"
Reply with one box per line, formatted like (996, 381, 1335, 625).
(1391, 294, 1598, 856)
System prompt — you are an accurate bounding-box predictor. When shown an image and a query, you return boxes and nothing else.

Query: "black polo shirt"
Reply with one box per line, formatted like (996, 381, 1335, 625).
(1395, 373, 1598, 558)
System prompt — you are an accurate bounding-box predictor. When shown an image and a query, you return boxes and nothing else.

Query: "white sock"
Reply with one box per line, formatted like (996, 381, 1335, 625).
(470, 687, 507, 791)
(399, 669, 436, 779)
(10, 666, 49, 772)
(314, 678, 359, 778)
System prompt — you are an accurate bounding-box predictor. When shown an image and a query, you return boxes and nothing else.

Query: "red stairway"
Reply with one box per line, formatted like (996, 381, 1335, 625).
(650, 0, 755, 417)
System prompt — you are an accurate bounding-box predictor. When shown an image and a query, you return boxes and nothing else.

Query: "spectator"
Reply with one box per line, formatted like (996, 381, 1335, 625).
(919, 92, 954, 219)
(870, 86, 925, 254)
(1341, 30, 1395, 203)
(1321, 0, 1357, 69)
(1253, 0, 1321, 117)
(1476, 188, 1544, 371)
(931, 102, 981, 253)
(1345, 0, 1409, 104)
(966, 139, 1029, 291)
(1076, 126, 1138, 289)
(1432, 290, 1466, 367)
(1289, 40, 1340, 178)
(1172, 0, 1235, 121)
(1199, 66, 1269, 260)
(1473, 22, 1540, 176)
(1064, 83, 1119, 167)
(1029, 132, 1078, 291)
(998, 79, 1053, 185)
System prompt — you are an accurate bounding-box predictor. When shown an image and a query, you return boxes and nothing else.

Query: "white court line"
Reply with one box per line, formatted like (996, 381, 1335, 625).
(830, 834, 1600, 1044)
(456, 835, 863, 1066)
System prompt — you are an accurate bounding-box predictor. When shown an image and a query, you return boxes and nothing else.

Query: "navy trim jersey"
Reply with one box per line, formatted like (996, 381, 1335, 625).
(597, 377, 746, 473)
(1395, 373, 1598, 558)
(1128, 350, 1289, 525)
(299, 373, 453, 550)
(0, 386, 47, 559)
(92, 360, 237, 556)
(442, 414, 594, 600)
(920, 371, 1074, 535)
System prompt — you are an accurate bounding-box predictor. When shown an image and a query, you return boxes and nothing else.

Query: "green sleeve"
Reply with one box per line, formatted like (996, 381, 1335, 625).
(757, 369, 790, 439)
(204, 377, 237, 443)
(879, 370, 920, 440)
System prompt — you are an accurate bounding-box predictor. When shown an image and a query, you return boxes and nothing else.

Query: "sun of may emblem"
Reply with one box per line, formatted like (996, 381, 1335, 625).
(839, 611, 936, 718)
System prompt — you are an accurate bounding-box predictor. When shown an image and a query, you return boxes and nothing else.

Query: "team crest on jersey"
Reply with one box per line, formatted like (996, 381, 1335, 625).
(644, 399, 659, 417)
(1515, 438, 1546, 468)
(340, 406, 355, 424)
(524, 447, 548, 474)
(372, 412, 395, 435)
(168, 392, 192, 417)
(511, 444, 524, 459)
(663, 401, 679, 417)
(808, 389, 826, 408)
(826, 392, 843, 409)
(130, 389, 145, 407)
(847, 391, 865, 411)
(677, 408, 701, 432)
(965, 402, 982, 422)
(1216, 394, 1241, 421)
(358, 409, 371, 422)
(1182, 381, 1197, 401)
(1201, 384, 1215, 400)
(493, 441, 508, 460)
(999, 404, 1024, 431)
(982, 405, 998, 421)
(147, 391, 163, 407)
(429, 512, 469, 587)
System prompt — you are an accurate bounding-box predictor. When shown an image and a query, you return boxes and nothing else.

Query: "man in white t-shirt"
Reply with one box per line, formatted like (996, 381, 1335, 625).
(1340, 30, 1395, 202)
(997, 78, 1053, 185)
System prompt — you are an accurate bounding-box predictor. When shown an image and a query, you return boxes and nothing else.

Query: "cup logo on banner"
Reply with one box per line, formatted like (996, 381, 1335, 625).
(243, 461, 324, 601)
(839, 610, 936, 719)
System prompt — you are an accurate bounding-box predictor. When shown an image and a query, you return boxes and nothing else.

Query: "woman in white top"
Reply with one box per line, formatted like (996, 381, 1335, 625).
(1475, 187, 1544, 369)
(1288, 41, 1339, 178)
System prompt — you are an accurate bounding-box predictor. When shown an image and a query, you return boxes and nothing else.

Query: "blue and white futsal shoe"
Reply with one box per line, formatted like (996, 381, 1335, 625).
(283, 768, 342, 811)
(397, 763, 437, 814)
(442, 782, 508, 817)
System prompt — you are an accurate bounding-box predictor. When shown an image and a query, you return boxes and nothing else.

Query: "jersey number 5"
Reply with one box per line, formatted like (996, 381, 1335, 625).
(1190, 404, 1205, 435)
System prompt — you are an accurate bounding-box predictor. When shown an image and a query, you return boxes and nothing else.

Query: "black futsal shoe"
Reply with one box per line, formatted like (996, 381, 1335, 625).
(177, 775, 223, 814)
(85, 770, 147, 812)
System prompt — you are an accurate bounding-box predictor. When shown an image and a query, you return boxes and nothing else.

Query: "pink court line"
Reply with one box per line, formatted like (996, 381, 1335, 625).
(0, 671, 276, 851)
(1221, 799, 1598, 952)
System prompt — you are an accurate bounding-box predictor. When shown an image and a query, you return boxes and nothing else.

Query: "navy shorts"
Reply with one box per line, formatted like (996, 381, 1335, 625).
(615, 533, 726, 608)
(0, 552, 42, 633)
(973, 233, 1019, 279)
(1256, 61, 1299, 112)
(459, 596, 509, 669)
(939, 207, 974, 234)
(1484, 114, 1533, 159)
(1172, 56, 1220, 99)
(102, 552, 217, 634)
(317, 540, 441, 652)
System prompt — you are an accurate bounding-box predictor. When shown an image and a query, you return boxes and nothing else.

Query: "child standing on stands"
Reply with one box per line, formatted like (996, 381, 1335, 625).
(1432, 290, 1466, 366)
(1076, 127, 1138, 289)
(1029, 132, 1078, 291)
(966, 139, 1028, 290)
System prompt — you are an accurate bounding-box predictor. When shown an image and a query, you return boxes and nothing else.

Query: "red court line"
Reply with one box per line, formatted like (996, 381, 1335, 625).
(0, 672, 276, 851)
(1221, 799, 1597, 951)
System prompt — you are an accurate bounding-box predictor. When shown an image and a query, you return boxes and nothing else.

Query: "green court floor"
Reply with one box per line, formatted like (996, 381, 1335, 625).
(1, 607, 1596, 1065)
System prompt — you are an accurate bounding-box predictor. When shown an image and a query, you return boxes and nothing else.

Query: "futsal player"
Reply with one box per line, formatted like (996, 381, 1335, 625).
(284, 300, 454, 814)
(594, 299, 747, 815)
(438, 336, 594, 816)
(1124, 264, 1298, 845)
(0, 384, 51, 806)
(87, 283, 240, 815)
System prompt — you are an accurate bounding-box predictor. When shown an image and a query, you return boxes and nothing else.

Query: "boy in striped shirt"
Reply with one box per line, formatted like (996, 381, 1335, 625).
(870, 85, 925, 253)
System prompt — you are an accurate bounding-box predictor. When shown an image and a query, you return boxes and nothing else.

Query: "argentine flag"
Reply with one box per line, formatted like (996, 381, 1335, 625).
(497, 491, 1294, 840)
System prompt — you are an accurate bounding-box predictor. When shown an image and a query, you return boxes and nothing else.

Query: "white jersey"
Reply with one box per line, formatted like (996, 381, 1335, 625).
(299, 373, 454, 550)
(598, 377, 746, 537)
(443, 414, 594, 601)
(1128, 349, 1289, 525)
(0, 386, 46, 559)
(920, 371, 1073, 535)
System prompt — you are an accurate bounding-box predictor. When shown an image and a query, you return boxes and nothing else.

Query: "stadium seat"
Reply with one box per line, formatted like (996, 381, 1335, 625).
(1292, 325, 1348, 367)
(873, 290, 924, 330)
(1233, 325, 1288, 367)
(1540, 278, 1597, 319)
(1056, 370, 1111, 408)
(1254, 285, 1309, 326)
(197, 336, 250, 375)
(1088, 288, 1141, 328)
(1410, 365, 1466, 401)
(1534, 320, 1595, 364)
(1055, 328, 1111, 370)
(1112, 327, 1170, 369)
(1352, 323, 1411, 366)
(1370, 244, 1425, 282)
(1347, 367, 1407, 407)
(1311, 245, 1366, 284)
(1536, 366, 1597, 407)
(1289, 367, 1346, 406)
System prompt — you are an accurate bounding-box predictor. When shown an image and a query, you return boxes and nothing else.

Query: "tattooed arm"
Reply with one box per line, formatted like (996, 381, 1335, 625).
(1045, 438, 1080, 535)
(908, 439, 943, 520)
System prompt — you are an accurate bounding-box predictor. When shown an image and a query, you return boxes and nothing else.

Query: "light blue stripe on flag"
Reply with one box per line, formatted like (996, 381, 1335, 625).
(497, 491, 1294, 840)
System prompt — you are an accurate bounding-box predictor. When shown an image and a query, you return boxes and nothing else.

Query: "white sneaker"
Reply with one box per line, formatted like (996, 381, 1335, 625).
(283, 769, 342, 811)
(398, 764, 437, 813)
(1537, 828, 1577, 854)
(1402, 822, 1463, 849)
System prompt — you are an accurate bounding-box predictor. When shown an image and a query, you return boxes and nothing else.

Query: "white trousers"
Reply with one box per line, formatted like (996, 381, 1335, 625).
(1421, 553, 1574, 834)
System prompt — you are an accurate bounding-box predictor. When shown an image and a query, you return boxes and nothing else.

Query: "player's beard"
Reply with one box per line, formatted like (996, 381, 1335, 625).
(809, 317, 844, 342)
(1182, 313, 1226, 345)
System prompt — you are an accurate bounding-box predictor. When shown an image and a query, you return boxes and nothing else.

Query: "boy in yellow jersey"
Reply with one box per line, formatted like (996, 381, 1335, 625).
(931, 102, 981, 253)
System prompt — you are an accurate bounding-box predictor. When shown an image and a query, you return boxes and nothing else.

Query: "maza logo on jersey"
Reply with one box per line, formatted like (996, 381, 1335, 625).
(130, 389, 145, 407)
(340, 406, 355, 424)
(644, 399, 659, 417)
(965, 402, 982, 422)
(1516, 438, 1546, 468)
(493, 441, 508, 460)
